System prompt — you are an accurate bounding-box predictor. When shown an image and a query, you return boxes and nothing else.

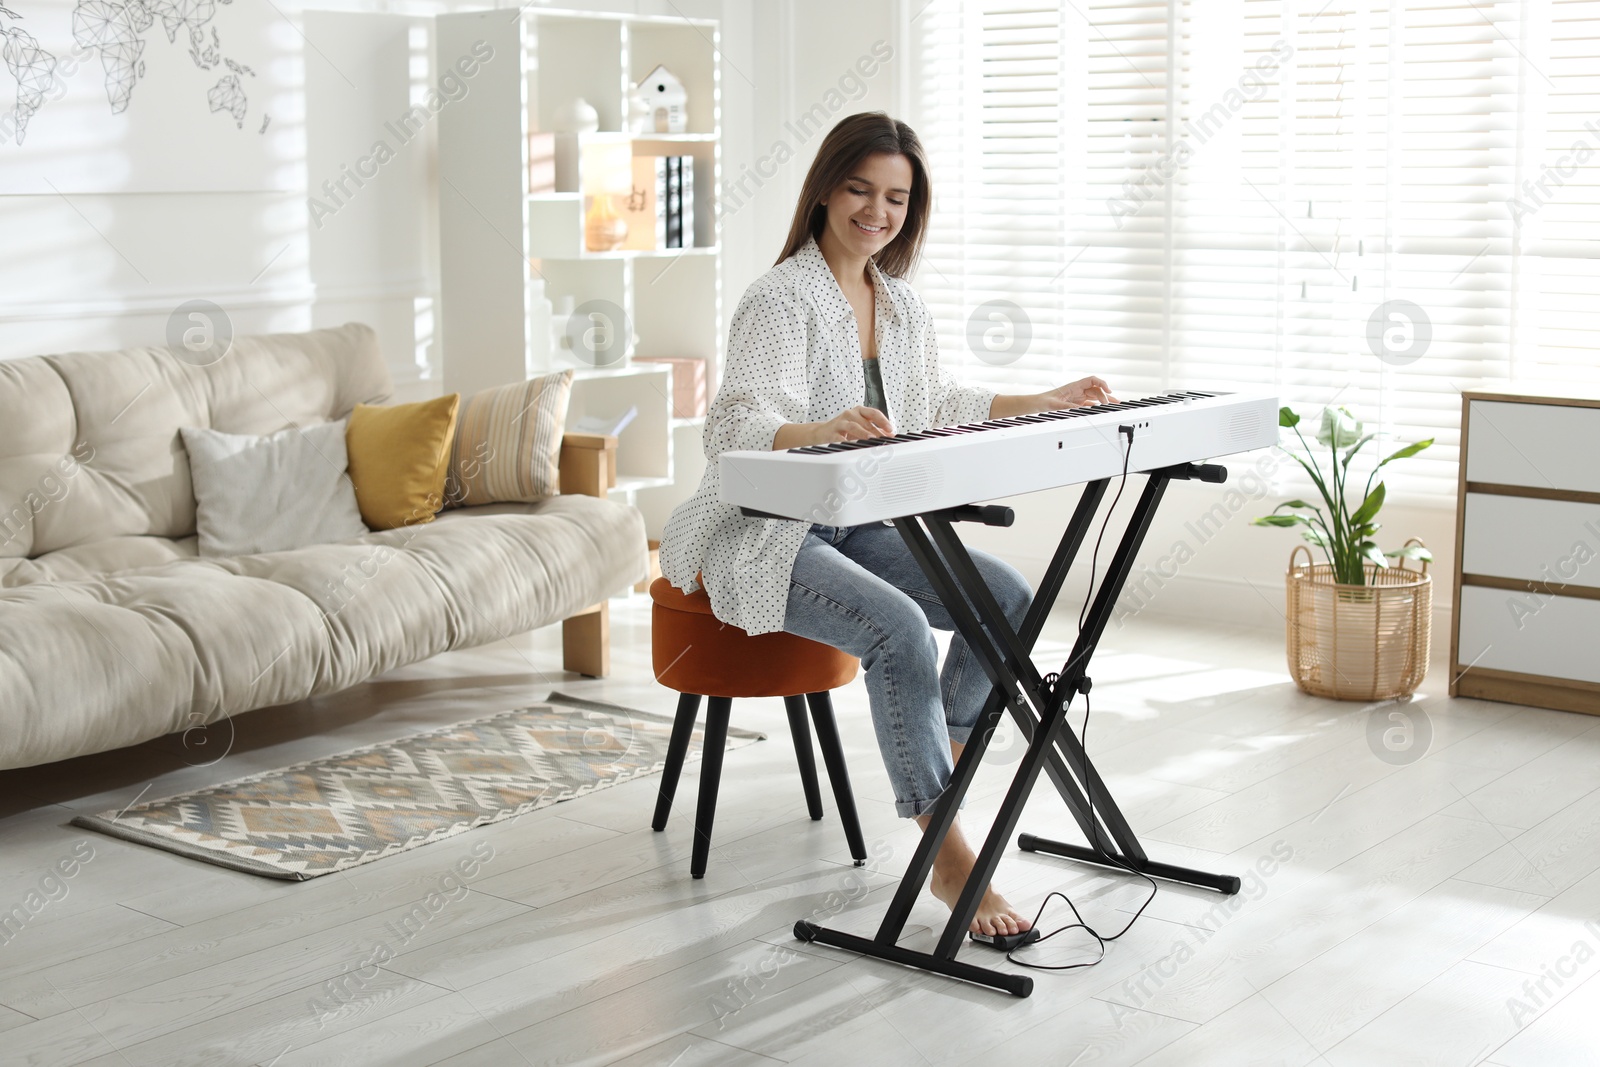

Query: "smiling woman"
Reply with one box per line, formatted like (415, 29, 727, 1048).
(658, 111, 1116, 940)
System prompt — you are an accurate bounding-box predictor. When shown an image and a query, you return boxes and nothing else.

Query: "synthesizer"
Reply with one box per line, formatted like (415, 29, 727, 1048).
(719, 389, 1280, 526)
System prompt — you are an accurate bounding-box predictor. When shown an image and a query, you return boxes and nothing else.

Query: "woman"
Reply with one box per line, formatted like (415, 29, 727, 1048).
(659, 111, 1114, 937)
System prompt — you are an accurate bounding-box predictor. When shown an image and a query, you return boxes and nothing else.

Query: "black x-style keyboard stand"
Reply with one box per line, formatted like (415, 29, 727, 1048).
(762, 461, 1244, 997)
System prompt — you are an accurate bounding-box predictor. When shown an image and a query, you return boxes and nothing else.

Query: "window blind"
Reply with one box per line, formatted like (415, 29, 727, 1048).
(910, 0, 1600, 501)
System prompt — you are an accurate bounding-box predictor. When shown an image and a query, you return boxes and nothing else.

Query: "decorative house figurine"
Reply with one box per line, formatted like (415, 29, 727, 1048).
(635, 66, 687, 134)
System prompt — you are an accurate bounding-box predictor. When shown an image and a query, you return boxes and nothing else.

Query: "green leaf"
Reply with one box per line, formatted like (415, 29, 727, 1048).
(1375, 438, 1434, 468)
(1279, 406, 1301, 428)
(1302, 528, 1330, 548)
(1359, 541, 1389, 568)
(1274, 499, 1318, 511)
(1385, 544, 1434, 562)
(1341, 432, 1378, 470)
(1282, 448, 1336, 512)
(1350, 481, 1387, 527)
(1252, 515, 1307, 528)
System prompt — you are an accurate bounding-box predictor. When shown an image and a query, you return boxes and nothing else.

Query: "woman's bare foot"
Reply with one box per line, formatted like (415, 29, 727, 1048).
(916, 814, 1032, 937)
(929, 866, 1031, 937)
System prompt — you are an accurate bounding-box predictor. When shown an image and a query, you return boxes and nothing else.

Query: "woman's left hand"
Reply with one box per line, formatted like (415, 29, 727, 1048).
(1040, 376, 1116, 411)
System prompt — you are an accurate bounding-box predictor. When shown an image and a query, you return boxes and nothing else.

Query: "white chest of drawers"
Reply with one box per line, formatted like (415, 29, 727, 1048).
(1451, 391, 1600, 715)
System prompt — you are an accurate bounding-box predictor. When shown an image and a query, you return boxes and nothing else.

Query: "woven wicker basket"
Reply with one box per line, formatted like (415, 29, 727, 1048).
(1285, 540, 1432, 701)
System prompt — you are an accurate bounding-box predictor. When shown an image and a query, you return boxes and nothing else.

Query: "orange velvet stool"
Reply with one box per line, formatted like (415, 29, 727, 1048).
(650, 575, 868, 877)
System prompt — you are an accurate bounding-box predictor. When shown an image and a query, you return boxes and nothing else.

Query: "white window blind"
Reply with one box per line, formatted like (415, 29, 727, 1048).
(910, 0, 1600, 501)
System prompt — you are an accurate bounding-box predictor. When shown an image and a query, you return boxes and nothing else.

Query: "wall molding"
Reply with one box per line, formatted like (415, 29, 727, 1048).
(310, 279, 432, 305)
(0, 279, 431, 323)
(0, 285, 318, 324)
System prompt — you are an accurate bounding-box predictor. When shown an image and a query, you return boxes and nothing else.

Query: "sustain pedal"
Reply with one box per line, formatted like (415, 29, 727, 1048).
(968, 927, 1041, 952)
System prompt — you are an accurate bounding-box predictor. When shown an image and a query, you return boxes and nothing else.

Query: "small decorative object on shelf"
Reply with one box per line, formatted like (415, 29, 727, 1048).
(526, 279, 554, 376)
(549, 295, 576, 367)
(583, 141, 634, 252)
(585, 195, 627, 252)
(1253, 405, 1436, 700)
(553, 96, 600, 134)
(634, 65, 686, 133)
(626, 85, 653, 135)
(633, 356, 707, 418)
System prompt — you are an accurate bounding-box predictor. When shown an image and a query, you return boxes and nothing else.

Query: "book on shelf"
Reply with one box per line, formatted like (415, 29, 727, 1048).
(621, 157, 657, 251)
(653, 156, 695, 249)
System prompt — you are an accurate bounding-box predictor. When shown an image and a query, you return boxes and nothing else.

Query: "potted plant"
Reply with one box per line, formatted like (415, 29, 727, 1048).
(1252, 406, 1435, 700)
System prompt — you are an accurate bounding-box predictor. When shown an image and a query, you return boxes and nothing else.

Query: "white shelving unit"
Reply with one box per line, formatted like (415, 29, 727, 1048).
(435, 7, 721, 544)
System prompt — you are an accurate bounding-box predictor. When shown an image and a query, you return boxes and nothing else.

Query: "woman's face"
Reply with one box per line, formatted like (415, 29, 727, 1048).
(819, 151, 914, 260)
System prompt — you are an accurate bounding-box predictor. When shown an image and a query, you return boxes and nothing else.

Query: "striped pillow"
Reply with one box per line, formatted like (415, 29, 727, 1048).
(444, 371, 574, 507)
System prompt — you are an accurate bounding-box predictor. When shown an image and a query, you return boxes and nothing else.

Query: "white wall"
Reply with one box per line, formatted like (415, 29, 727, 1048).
(0, 0, 760, 399)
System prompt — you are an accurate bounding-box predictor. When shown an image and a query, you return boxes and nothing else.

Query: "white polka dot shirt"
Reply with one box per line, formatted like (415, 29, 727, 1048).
(659, 235, 998, 636)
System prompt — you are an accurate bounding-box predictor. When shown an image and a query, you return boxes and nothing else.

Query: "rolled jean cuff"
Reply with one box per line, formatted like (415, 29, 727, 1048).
(946, 722, 976, 746)
(895, 791, 968, 819)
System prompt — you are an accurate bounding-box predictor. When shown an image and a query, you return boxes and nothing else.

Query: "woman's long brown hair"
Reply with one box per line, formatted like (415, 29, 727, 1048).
(775, 112, 932, 278)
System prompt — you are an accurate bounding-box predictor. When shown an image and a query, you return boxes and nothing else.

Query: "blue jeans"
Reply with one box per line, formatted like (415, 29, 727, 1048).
(782, 521, 1034, 817)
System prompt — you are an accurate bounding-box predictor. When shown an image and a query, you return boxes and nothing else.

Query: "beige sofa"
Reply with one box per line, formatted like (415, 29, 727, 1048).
(0, 323, 647, 771)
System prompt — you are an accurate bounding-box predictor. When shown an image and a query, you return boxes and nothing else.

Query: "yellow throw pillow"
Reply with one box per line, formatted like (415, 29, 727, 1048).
(345, 394, 461, 530)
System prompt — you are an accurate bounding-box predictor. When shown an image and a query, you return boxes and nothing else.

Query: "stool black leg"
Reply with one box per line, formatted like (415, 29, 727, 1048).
(691, 695, 733, 879)
(652, 691, 700, 832)
(805, 691, 868, 867)
(784, 695, 825, 820)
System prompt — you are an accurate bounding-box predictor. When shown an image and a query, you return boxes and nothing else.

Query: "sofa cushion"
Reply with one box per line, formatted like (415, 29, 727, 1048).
(346, 395, 461, 530)
(0, 323, 391, 563)
(445, 371, 573, 507)
(0, 535, 198, 587)
(182, 420, 369, 556)
(0, 494, 648, 771)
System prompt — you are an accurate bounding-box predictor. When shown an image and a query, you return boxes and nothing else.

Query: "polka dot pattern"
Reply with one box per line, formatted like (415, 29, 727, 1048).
(659, 235, 998, 636)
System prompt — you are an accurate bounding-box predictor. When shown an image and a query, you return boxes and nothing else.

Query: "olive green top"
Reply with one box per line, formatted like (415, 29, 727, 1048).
(863, 354, 888, 420)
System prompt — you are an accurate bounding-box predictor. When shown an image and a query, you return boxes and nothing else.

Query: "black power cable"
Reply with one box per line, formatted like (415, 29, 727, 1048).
(1005, 423, 1159, 972)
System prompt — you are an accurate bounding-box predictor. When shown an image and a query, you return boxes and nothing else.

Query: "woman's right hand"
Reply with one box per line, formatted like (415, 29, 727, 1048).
(773, 407, 894, 450)
(811, 405, 895, 446)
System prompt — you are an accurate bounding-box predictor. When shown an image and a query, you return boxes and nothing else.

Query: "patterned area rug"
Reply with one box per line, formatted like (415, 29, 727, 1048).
(71, 692, 764, 880)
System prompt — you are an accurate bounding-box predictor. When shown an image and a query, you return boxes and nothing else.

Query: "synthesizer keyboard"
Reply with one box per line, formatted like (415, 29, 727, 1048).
(719, 389, 1279, 525)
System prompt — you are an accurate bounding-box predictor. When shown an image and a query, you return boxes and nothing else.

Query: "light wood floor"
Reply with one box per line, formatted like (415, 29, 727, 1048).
(2, 596, 1598, 1067)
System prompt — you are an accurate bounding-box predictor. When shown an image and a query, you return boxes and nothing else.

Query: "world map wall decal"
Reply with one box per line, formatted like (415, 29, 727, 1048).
(0, 0, 266, 146)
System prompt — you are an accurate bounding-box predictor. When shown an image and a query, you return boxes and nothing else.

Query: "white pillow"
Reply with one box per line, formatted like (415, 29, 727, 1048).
(181, 420, 369, 557)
